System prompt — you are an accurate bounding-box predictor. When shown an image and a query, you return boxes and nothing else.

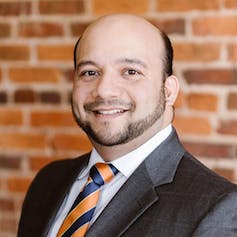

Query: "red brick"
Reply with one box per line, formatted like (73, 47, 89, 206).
(64, 69, 75, 82)
(187, 93, 218, 111)
(213, 168, 235, 181)
(174, 91, 185, 109)
(0, 45, 30, 61)
(224, 0, 237, 8)
(183, 69, 237, 85)
(0, 91, 7, 103)
(0, 215, 17, 233)
(39, 91, 61, 104)
(39, 0, 85, 14)
(0, 23, 11, 37)
(28, 155, 59, 171)
(0, 1, 31, 16)
(92, 0, 149, 15)
(218, 120, 237, 135)
(7, 176, 31, 193)
(157, 0, 220, 11)
(228, 43, 237, 60)
(71, 22, 91, 37)
(19, 22, 64, 37)
(30, 110, 77, 127)
(0, 198, 14, 211)
(52, 133, 92, 151)
(37, 44, 74, 61)
(148, 18, 185, 35)
(0, 154, 21, 170)
(67, 91, 73, 104)
(183, 142, 235, 158)
(173, 43, 220, 61)
(0, 133, 47, 149)
(15, 196, 24, 211)
(0, 179, 3, 190)
(228, 93, 237, 110)
(173, 116, 211, 135)
(193, 16, 237, 36)
(0, 108, 23, 125)
(14, 89, 36, 103)
(9, 67, 60, 83)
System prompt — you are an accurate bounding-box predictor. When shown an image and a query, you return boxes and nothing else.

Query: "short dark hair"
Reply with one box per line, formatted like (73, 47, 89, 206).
(73, 31, 173, 77)
(160, 31, 173, 77)
(73, 37, 80, 70)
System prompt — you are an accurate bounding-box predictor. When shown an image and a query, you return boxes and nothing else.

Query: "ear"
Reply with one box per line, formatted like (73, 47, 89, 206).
(164, 75, 179, 106)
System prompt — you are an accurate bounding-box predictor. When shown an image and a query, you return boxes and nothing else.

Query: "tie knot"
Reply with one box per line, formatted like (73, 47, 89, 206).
(89, 163, 118, 186)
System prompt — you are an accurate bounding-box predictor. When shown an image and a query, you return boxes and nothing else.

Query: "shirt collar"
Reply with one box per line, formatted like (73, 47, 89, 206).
(79, 124, 172, 179)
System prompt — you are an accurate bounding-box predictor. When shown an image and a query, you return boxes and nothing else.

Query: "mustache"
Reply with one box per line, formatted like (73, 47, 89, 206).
(84, 99, 135, 111)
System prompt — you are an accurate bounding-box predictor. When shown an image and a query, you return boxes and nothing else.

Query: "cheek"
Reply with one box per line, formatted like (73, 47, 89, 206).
(72, 87, 86, 114)
(72, 87, 80, 105)
(131, 84, 162, 112)
(72, 83, 89, 103)
(135, 83, 160, 102)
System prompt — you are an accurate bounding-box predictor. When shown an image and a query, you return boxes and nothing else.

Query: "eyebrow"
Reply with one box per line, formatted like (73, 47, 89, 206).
(116, 58, 148, 69)
(76, 60, 98, 71)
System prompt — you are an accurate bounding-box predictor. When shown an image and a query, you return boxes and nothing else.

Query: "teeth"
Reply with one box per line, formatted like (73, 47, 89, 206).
(96, 109, 124, 115)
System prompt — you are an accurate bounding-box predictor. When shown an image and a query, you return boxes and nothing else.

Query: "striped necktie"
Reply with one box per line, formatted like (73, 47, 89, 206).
(56, 163, 119, 237)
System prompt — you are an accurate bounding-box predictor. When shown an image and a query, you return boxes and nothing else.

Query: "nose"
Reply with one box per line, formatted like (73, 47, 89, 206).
(92, 72, 121, 99)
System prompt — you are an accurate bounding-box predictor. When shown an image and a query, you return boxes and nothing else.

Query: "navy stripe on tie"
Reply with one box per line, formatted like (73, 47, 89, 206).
(90, 166, 104, 186)
(109, 164, 119, 175)
(69, 182, 99, 211)
(61, 208, 96, 237)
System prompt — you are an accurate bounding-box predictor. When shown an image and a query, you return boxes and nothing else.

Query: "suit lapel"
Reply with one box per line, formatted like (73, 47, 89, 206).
(87, 129, 185, 237)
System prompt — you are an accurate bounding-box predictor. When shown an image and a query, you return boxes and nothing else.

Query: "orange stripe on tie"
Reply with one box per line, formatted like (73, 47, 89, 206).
(95, 163, 114, 184)
(72, 223, 88, 237)
(57, 191, 99, 237)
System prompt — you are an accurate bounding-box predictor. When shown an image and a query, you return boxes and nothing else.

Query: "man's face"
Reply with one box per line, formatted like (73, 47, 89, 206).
(72, 16, 167, 147)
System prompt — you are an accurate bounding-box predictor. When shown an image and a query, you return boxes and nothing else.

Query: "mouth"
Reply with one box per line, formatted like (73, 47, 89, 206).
(84, 99, 134, 118)
(93, 109, 128, 116)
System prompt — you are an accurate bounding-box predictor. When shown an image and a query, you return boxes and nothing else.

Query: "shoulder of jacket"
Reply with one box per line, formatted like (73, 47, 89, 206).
(175, 151, 237, 195)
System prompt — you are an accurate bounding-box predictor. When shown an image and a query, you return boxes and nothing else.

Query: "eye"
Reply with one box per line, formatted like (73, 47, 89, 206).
(124, 69, 139, 75)
(80, 70, 99, 77)
(76, 69, 100, 82)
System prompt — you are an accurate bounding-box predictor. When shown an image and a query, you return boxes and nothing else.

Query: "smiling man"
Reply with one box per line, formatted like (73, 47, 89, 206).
(18, 14, 237, 237)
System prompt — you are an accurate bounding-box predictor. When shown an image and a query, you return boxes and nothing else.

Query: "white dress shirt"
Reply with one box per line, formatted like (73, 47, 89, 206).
(48, 124, 172, 236)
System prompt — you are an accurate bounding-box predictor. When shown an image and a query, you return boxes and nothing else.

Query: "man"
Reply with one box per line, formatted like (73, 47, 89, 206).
(18, 14, 237, 237)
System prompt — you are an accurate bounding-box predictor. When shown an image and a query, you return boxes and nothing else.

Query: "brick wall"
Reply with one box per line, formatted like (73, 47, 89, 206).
(0, 0, 237, 236)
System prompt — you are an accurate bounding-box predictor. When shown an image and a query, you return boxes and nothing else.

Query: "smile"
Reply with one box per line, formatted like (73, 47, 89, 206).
(93, 109, 126, 115)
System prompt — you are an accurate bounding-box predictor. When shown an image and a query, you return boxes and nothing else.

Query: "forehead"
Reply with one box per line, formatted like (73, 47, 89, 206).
(76, 16, 164, 66)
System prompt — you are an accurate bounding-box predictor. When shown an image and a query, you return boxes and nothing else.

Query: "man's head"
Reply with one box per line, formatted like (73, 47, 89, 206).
(71, 14, 179, 157)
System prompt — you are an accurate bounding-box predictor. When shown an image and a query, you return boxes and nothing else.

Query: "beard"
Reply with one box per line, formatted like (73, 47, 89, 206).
(72, 87, 166, 146)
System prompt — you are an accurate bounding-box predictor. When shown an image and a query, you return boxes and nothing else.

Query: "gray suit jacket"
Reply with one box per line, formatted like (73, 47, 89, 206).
(17, 129, 237, 237)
